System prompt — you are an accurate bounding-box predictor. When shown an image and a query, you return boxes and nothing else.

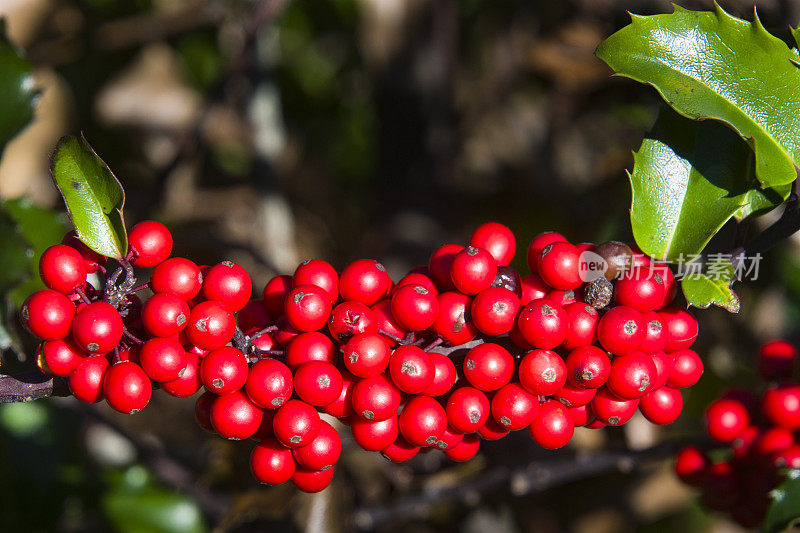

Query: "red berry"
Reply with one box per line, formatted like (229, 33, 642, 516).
(61, 231, 105, 273)
(322, 371, 358, 418)
(758, 340, 797, 381)
(560, 304, 596, 351)
(639, 386, 682, 424)
(381, 436, 420, 462)
(391, 284, 439, 331)
(202, 261, 252, 311)
(649, 351, 673, 390)
(518, 349, 566, 396)
(328, 301, 377, 343)
(470, 222, 516, 266)
(445, 386, 490, 433)
(285, 284, 331, 332)
(590, 387, 639, 426)
(396, 272, 437, 295)
(674, 446, 709, 485)
(667, 349, 703, 388)
(565, 345, 610, 389)
(389, 345, 434, 394)
(286, 332, 336, 369)
(553, 383, 596, 408)
(139, 338, 187, 383)
(638, 311, 667, 353)
(491, 383, 538, 430)
(293, 420, 341, 470)
(39, 339, 85, 377)
(351, 415, 399, 451)
(72, 302, 123, 354)
(339, 259, 392, 306)
(490, 266, 522, 297)
(186, 301, 236, 350)
(606, 352, 657, 400)
(527, 232, 567, 274)
(422, 352, 457, 397)
(659, 307, 698, 351)
(520, 274, 549, 304)
(517, 300, 567, 349)
(141, 293, 190, 338)
(150, 257, 203, 300)
(462, 343, 514, 391)
(529, 400, 574, 449)
(538, 242, 581, 290)
(294, 259, 339, 304)
(291, 465, 334, 493)
(210, 390, 263, 440)
(450, 246, 497, 295)
(762, 384, 800, 430)
(68, 355, 109, 403)
(128, 220, 172, 267)
(471, 288, 519, 336)
(352, 374, 401, 421)
(774, 445, 800, 469)
(706, 398, 750, 443)
(399, 396, 447, 447)
(103, 362, 152, 414)
(614, 267, 665, 311)
(273, 399, 321, 448)
(162, 351, 203, 397)
(754, 426, 794, 458)
(478, 417, 510, 440)
(239, 300, 272, 332)
(444, 433, 481, 461)
(371, 299, 408, 343)
(294, 361, 343, 407)
(428, 244, 464, 291)
(194, 391, 216, 432)
(596, 305, 645, 356)
(568, 404, 593, 427)
(431, 292, 478, 345)
(651, 263, 677, 308)
(245, 357, 293, 409)
(21, 289, 75, 340)
(251, 437, 296, 485)
(343, 332, 391, 378)
(200, 346, 249, 395)
(39, 244, 87, 293)
(262, 275, 293, 316)
(434, 426, 464, 451)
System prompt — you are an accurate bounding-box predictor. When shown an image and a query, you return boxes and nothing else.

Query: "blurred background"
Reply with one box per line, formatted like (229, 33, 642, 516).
(2, 0, 800, 531)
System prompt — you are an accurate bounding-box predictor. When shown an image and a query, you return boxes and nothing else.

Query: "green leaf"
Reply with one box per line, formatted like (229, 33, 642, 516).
(765, 471, 800, 533)
(50, 135, 127, 259)
(630, 106, 787, 261)
(680, 257, 740, 313)
(0, 19, 36, 152)
(596, 5, 800, 189)
(102, 466, 206, 533)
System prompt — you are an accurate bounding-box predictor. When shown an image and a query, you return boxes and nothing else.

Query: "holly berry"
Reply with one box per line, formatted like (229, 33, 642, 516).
(351, 374, 401, 421)
(638, 311, 667, 354)
(200, 347, 249, 395)
(606, 352, 657, 400)
(103, 362, 152, 414)
(428, 244, 464, 291)
(422, 352, 457, 397)
(538, 242, 581, 290)
(519, 349, 566, 396)
(69, 355, 110, 403)
(202, 261, 252, 311)
(462, 343, 514, 391)
(565, 345, 610, 389)
(210, 391, 263, 440)
(399, 396, 447, 447)
(674, 446, 710, 485)
(39, 338, 85, 377)
(21, 289, 75, 341)
(150, 257, 203, 300)
(526, 231, 567, 274)
(61, 231, 106, 273)
(529, 400, 574, 449)
(262, 275, 293, 316)
(339, 259, 392, 306)
(391, 284, 439, 331)
(294, 259, 339, 304)
(138, 338, 187, 383)
(762, 384, 800, 430)
(388, 345, 434, 394)
(639, 386, 683, 425)
(431, 291, 478, 345)
(323, 371, 358, 418)
(251, 437, 296, 485)
(520, 274, 549, 304)
(273, 399, 321, 448)
(292, 420, 341, 470)
(491, 382, 538, 430)
(706, 398, 750, 443)
(667, 349, 703, 388)
(39, 244, 87, 294)
(351, 415, 399, 451)
(758, 340, 796, 381)
(343, 332, 391, 378)
(162, 351, 203, 397)
(72, 302, 123, 354)
(562, 303, 598, 350)
(470, 222, 516, 266)
(614, 267, 665, 311)
(328, 301, 377, 343)
(293, 361, 343, 407)
(596, 305, 644, 356)
(286, 332, 336, 369)
(470, 287, 520, 336)
(446, 386, 490, 433)
(186, 301, 236, 350)
(128, 220, 172, 267)
(291, 466, 334, 493)
(517, 300, 567, 349)
(590, 387, 639, 426)
(659, 307, 698, 351)
(141, 293, 189, 338)
(245, 357, 293, 409)
(285, 284, 332, 332)
(382, 436, 421, 462)
(450, 246, 497, 295)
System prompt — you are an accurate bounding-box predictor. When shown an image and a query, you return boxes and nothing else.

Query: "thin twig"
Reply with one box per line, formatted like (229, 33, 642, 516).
(0, 373, 69, 403)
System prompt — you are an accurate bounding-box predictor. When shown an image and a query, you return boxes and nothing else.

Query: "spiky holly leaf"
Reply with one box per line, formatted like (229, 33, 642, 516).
(680, 256, 740, 313)
(764, 470, 800, 533)
(630, 106, 787, 262)
(597, 5, 800, 190)
(50, 135, 127, 259)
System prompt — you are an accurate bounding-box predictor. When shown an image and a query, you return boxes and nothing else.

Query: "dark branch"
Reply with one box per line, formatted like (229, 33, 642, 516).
(0, 373, 69, 403)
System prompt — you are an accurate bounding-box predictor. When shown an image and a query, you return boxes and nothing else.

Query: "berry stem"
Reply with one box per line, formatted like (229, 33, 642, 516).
(253, 348, 287, 358)
(378, 329, 406, 345)
(73, 286, 93, 305)
(129, 283, 150, 293)
(249, 325, 278, 340)
(122, 327, 143, 346)
(423, 337, 444, 352)
(232, 327, 249, 354)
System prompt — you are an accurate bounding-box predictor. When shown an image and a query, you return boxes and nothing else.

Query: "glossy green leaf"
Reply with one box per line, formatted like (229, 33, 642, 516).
(0, 19, 35, 152)
(597, 5, 800, 189)
(765, 470, 800, 533)
(50, 136, 127, 259)
(680, 256, 740, 313)
(102, 466, 206, 533)
(630, 106, 787, 261)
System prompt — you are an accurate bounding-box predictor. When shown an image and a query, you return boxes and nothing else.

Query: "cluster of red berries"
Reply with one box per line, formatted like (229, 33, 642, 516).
(675, 340, 800, 527)
(22, 220, 701, 493)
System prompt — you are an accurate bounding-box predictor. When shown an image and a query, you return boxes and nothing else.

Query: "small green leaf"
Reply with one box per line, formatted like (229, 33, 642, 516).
(680, 257, 740, 313)
(50, 135, 127, 259)
(765, 471, 800, 533)
(630, 106, 787, 261)
(0, 19, 36, 152)
(597, 5, 800, 189)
